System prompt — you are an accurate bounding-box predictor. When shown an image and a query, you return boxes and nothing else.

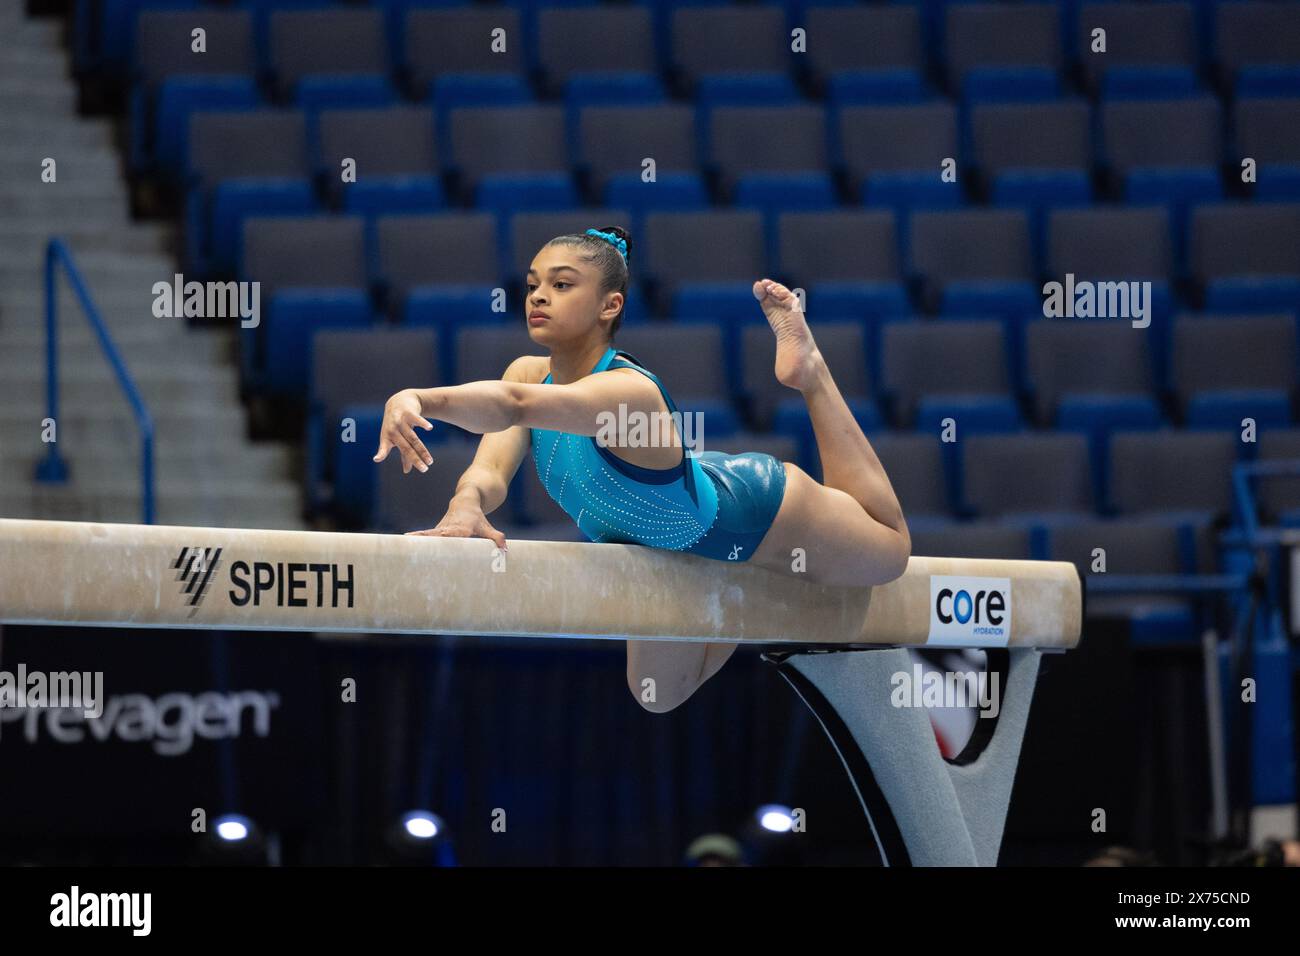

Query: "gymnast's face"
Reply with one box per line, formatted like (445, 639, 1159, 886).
(525, 246, 618, 344)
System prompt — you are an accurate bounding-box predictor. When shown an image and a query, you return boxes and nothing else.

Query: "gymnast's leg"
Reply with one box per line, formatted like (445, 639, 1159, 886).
(745, 279, 911, 588)
(626, 639, 737, 714)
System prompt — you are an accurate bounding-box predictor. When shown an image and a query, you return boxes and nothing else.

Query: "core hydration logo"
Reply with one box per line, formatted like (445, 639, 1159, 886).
(927, 576, 1012, 647)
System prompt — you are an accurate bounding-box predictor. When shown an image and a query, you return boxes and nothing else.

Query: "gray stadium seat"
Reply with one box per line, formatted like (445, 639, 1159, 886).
(641, 210, 768, 295)
(311, 328, 440, 429)
(804, 5, 925, 81)
(776, 210, 901, 284)
(536, 6, 657, 96)
(1235, 98, 1300, 165)
(972, 101, 1091, 176)
(455, 326, 548, 386)
(708, 106, 829, 196)
(838, 102, 958, 180)
(241, 216, 366, 295)
(1191, 203, 1300, 280)
(671, 6, 790, 85)
(188, 110, 307, 186)
(578, 106, 697, 198)
(1049, 517, 1192, 614)
(1047, 207, 1172, 281)
(962, 433, 1094, 518)
(1257, 428, 1300, 517)
(868, 432, 950, 519)
(374, 440, 479, 533)
(1171, 314, 1296, 408)
(135, 9, 254, 87)
(881, 321, 1011, 424)
(375, 213, 499, 303)
(612, 325, 730, 402)
(448, 106, 571, 191)
(1024, 320, 1156, 424)
(945, 3, 1062, 85)
(1108, 430, 1237, 515)
(405, 8, 525, 94)
(1050, 518, 1186, 574)
(1216, 1, 1300, 83)
(1076, 2, 1196, 90)
(909, 209, 1032, 289)
(1101, 97, 1222, 174)
(317, 107, 437, 178)
(742, 320, 869, 429)
(910, 522, 1032, 560)
(269, 8, 389, 97)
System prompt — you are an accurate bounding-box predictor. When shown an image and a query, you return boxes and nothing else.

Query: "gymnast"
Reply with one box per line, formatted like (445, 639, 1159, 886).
(373, 226, 910, 712)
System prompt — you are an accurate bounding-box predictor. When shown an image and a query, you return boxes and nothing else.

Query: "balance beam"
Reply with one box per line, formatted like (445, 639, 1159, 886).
(0, 518, 1084, 866)
(0, 519, 1080, 649)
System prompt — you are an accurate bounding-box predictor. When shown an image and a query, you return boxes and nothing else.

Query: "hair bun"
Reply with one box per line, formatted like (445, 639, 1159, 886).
(589, 225, 632, 263)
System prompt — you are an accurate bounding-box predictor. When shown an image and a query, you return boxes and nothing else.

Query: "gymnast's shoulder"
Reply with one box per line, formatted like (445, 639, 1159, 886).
(502, 355, 550, 384)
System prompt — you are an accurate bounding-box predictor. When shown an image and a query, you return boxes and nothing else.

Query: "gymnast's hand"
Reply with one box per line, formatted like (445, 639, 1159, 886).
(373, 389, 435, 474)
(404, 502, 508, 552)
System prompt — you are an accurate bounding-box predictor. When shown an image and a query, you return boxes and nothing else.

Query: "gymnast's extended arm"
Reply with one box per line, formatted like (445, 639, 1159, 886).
(408, 367, 662, 437)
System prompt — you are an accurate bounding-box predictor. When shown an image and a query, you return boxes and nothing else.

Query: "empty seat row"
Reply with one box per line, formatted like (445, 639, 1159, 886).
(221, 206, 1300, 333)
(114, 3, 1300, 109)
(166, 96, 1300, 196)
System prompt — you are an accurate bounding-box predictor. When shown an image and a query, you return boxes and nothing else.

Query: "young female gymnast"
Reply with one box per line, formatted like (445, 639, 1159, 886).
(373, 226, 910, 712)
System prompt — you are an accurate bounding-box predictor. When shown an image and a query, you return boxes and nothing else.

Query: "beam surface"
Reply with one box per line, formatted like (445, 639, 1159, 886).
(0, 519, 1081, 648)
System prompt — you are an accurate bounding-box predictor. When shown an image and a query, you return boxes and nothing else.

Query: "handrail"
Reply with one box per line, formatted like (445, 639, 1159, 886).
(1233, 459, 1300, 546)
(34, 239, 156, 524)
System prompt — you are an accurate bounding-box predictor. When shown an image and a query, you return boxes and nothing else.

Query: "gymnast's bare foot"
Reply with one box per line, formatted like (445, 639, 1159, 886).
(752, 278, 823, 392)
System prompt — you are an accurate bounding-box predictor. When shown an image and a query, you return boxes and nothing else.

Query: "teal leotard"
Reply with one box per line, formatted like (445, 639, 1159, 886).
(529, 347, 788, 563)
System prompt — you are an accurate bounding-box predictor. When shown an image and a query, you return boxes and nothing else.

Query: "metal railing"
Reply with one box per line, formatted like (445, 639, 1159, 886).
(34, 238, 156, 524)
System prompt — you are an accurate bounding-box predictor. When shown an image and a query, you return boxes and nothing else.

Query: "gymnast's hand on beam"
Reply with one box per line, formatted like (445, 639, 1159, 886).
(373, 389, 435, 474)
(404, 502, 508, 552)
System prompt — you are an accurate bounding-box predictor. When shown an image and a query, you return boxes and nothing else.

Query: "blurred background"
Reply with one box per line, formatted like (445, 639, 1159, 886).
(0, 0, 1297, 865)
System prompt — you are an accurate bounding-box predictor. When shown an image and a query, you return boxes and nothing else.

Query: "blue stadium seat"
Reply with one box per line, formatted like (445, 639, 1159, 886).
(150, 77, 260, 183)
(332, 404, 384, 528)
(262, 291, 374, 399)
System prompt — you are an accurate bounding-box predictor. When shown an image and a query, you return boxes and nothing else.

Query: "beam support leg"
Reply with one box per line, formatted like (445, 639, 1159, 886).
(764, 647, 1043, 866)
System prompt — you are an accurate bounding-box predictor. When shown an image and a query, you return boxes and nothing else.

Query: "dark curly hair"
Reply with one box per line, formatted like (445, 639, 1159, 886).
(541, 225, 633, 340)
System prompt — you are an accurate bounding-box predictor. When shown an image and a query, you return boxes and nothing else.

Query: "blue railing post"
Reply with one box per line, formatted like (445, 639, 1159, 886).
(35, 242, 69, 484)
(33, 238, 156, 525)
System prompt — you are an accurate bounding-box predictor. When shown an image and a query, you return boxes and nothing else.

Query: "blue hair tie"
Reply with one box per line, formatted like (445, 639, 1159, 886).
(585, 228, 628, 260)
